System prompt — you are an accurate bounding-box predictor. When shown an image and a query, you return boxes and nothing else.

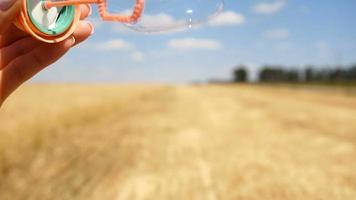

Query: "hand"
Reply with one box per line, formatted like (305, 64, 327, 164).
(0, 0, 93, 106)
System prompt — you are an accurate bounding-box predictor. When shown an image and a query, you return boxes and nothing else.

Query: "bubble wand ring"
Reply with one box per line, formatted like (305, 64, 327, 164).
(14, 0, 81, 43)
(44, 0, 145, 23)
(15, 0, 145, 43)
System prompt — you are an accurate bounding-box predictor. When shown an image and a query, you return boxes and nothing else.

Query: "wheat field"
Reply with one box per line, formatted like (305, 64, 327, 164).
(0, 84, 356, 200)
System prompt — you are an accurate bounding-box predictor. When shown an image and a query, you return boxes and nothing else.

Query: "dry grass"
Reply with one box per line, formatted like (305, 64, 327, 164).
(1, 84, 356, 200)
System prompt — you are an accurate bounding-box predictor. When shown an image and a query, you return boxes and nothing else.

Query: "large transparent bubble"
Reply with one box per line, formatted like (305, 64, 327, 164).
(106, 0, 225, 32)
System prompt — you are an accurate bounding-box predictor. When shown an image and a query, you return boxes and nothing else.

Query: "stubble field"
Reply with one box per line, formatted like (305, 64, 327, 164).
(1, 84, 356, 200)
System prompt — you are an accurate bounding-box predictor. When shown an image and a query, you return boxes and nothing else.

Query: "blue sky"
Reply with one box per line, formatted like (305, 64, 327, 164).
(34, 0, 356, 83)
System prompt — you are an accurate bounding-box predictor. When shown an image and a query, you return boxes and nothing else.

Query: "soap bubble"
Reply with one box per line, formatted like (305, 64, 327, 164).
(106, 0, 225, 32)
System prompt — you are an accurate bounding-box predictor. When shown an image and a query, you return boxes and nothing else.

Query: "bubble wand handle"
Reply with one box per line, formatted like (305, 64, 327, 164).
(44, 0, 145, 23)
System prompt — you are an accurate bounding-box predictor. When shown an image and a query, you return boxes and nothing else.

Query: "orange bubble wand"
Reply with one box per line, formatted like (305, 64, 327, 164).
(44, 0, 145, 23)
(15, 0, 145, 43)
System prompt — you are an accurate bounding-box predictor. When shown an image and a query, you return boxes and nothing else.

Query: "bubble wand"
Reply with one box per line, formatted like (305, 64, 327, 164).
(15, 0, 224, 43)
(44, 0, 144, 23)
(15, 0, 145, 43)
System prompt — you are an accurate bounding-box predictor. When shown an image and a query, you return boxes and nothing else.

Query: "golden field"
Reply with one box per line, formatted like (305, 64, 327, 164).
(1, 84, 356, 200)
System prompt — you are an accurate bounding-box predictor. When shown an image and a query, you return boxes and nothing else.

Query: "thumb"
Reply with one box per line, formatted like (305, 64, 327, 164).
(0, 0, 22, 34)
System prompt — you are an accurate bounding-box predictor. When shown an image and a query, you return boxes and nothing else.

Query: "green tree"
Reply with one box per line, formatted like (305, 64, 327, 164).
(233, 67, 248, 83)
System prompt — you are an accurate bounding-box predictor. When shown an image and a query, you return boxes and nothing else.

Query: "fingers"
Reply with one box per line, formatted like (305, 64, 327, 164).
(76, 4, 94, 45)
(0, 36, 40, 69)
(1, 37, 75, 101)
(1, 4, 92, 47)
(0, 0, 22, 34)
(73, 21, 93, 46)
(0, 20, 92, 70)
(0, 24, 28, 47)
(80, 4, 92, 20)
(0, 4, 93, 102)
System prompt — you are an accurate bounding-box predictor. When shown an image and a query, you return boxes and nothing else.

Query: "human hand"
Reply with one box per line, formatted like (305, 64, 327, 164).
(0, 0, 93, 106)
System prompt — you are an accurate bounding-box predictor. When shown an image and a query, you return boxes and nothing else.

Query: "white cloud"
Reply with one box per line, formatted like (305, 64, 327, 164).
(131, 51, 145, 62)
(253, 0, 287, 15)
(112, 13, 189, 34)
(112, 23, 186, 35)
(111, 11, 245, 34)
(138, 13, 182, 29)
(208, 11, 246, 26)
(264, 28, 290, 39)
(121, 12, 186, 32)
(112, 24, 136, 34)
(89, 39, 145, 62)
(168, 38, 222, 50)
(95, 39, 134, 51)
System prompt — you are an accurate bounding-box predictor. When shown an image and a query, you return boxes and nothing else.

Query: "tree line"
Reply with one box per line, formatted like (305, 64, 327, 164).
(233, 64, 356, 84)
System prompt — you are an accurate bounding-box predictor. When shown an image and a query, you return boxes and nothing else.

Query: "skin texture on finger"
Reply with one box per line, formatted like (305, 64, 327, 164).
(80, 4, 91, 20)
(72, 21, 93, 45)
(0, 0, 22, 34)
(0, 24, 28, 47)
(0, 36, 40, 68)
(1, 37, 75, 102)
(0, 21, 92, 68)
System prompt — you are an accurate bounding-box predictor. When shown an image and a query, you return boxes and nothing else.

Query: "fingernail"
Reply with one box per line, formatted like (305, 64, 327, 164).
(87, 4, 92, 16)
(87, 22, 94, 35)
(70, 36, 76, 46)
(0, 0, 17, 11)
